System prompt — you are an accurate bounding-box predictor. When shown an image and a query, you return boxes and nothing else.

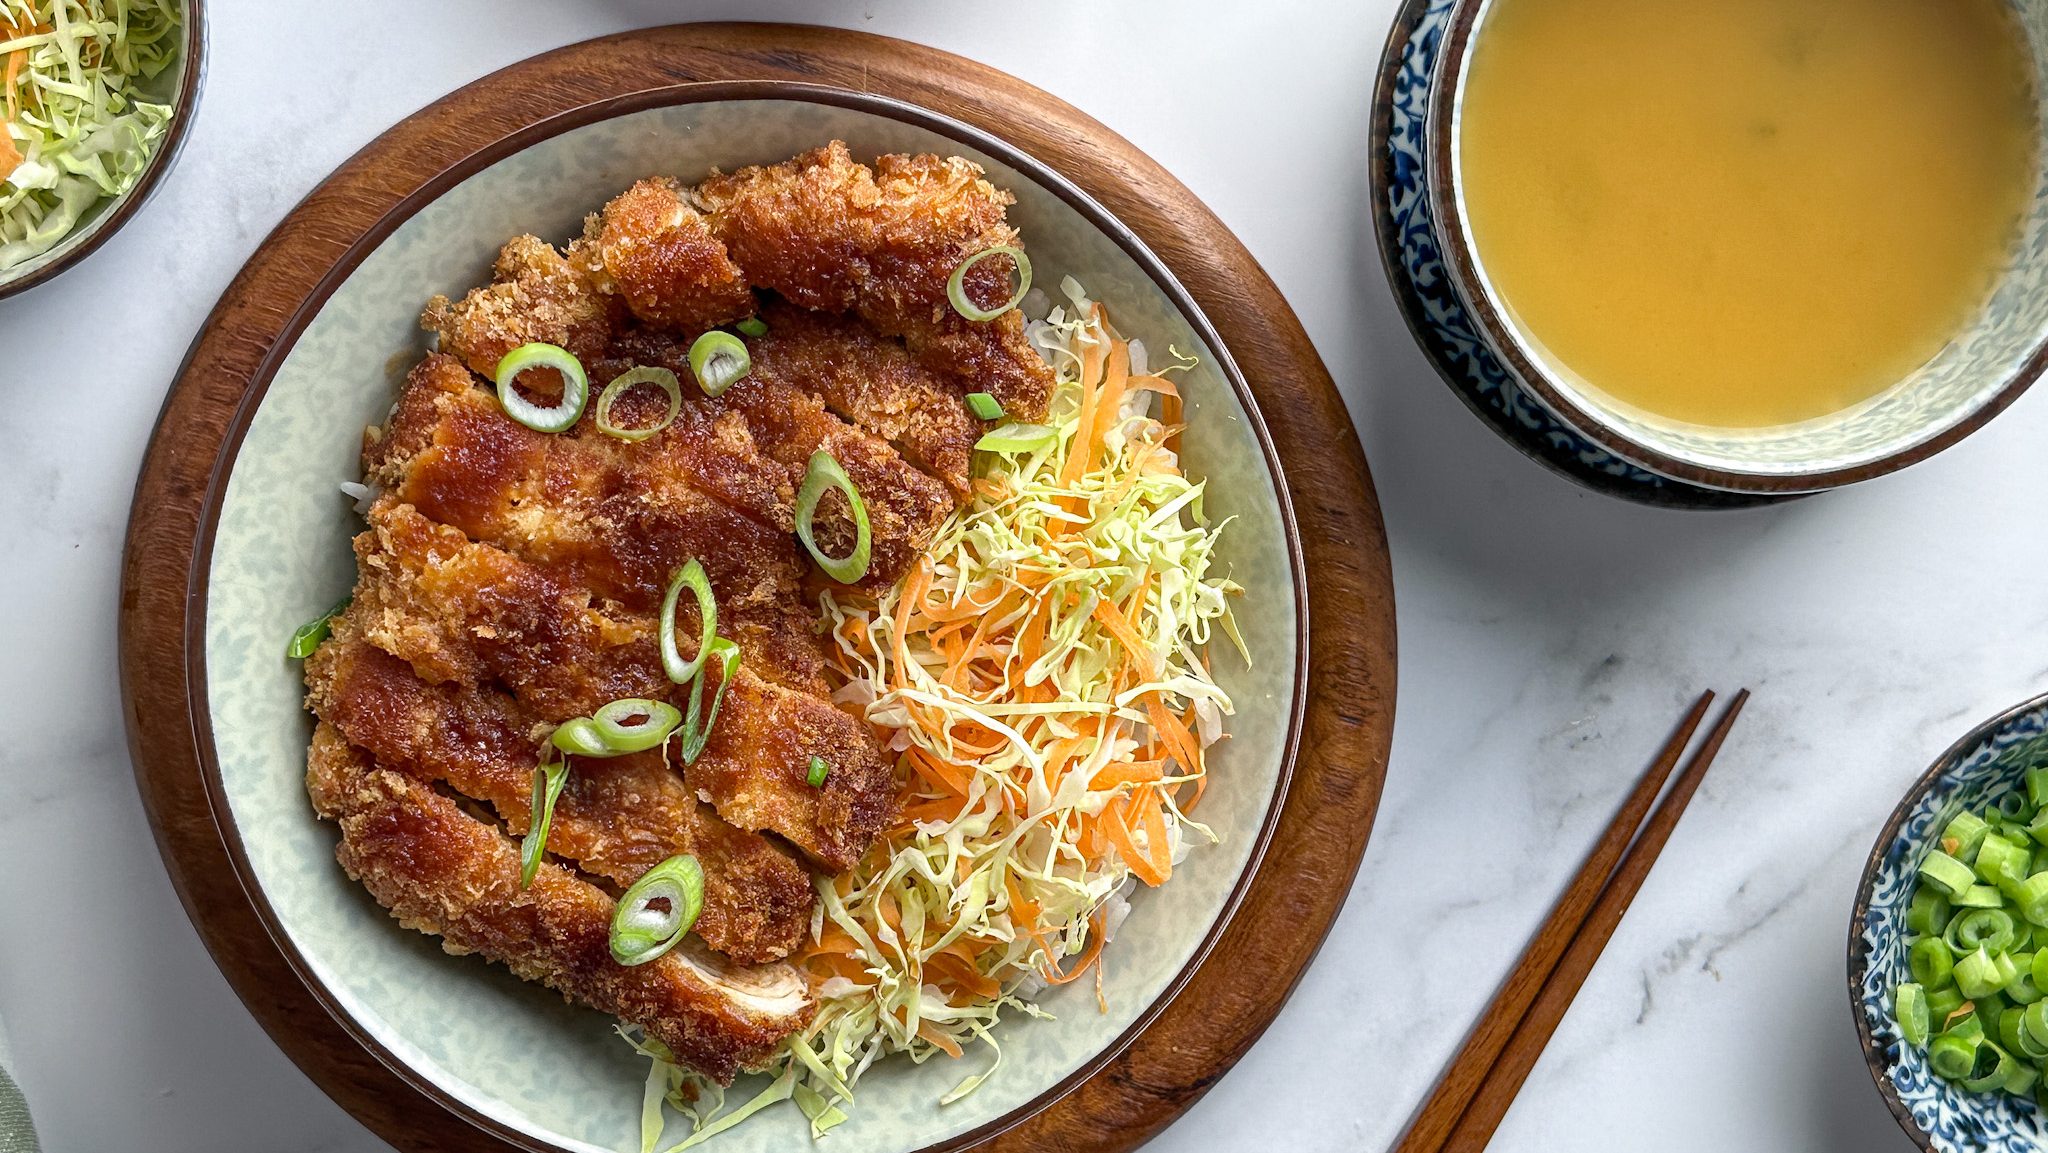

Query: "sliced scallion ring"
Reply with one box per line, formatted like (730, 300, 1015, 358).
(610, 853, 705, 966)
(688, 331, 751, 396)
(1897, 982, 1931, 1047)
(678, 638, 743, 765)
(806, 756, 831, 788)
(551, 717, 611, 758)
(946, 245, 1032, 322)
(494, 343, 589, 433)
(287, 596, 351, 659)
(737, 316, 769, 337)
(794, 451, 872, 584)
(974, 422, 1058, 455)
(659, 560, 718, 685)
(594, 367, 683, 442)
(965, 392, 1004, 421)
(592, 698, 683, 753)
(519, 759, 572, 888)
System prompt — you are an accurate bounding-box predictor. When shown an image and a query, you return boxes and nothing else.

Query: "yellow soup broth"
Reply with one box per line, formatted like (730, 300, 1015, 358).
(1458, 0, 2040, 428)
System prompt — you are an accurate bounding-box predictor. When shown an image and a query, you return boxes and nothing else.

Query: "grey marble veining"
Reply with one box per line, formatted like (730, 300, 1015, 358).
(2, 1, 2036, 1150)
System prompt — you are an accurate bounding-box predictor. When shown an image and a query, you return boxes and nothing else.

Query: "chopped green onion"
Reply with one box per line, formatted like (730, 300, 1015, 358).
(1957, 884, 2007, 910)
(2025, 999, 2048, 1051)
(945, 245, 1032, 322)
(1912, 938, 1957, 991)
(676, 638, 742, 765)
(807, 756, 831, 788)
(1931, 1032, 1982, 1080)
(520, 759, 571, 888)
(551, 717, 611, 758)
(1946, 811, 1992, 863)
(592, 698, 683, 753)
(595, 367, 683, 442)
(1959, 947, 2009, 1000)
(1921, 850, 1979, 900)
(1948, 908, 2019, 955)
(737, 317, 769, 337)
(2017, 874, 2048, 926)
(2008, 1062, 2041, 1096)
(974, 422, 1058, 455)
(658, 560, 718, 686)
(494, 343, 589, 433)
(2010, 961, 2044, 1006)
(1909, 889, 1954, 936)
(609, 854, 704, 966)
(1897, 983, 1931, 1046)
(1980, 833, 2030, 890)
(1965, 1043, 2020, 1093)
(2029, 768, 2048, 811)
(794, 451, 872, 584)
(688, 331, 751, 396)
(1927, 985, 1968, 1030)
(287, 597, 351, 659)
(965, 392, 1005, 421)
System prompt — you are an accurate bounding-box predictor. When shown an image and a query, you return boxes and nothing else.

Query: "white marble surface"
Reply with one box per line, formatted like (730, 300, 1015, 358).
(1, 2, 2039, 1150)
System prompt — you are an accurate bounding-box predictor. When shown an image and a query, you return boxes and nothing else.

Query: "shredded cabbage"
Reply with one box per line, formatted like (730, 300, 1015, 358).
(631, 280, 1246, 1146)
(0, 0, 179, 271)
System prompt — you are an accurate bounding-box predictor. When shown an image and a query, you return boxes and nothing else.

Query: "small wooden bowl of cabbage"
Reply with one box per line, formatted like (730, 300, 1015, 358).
(0, 0, 200, 298)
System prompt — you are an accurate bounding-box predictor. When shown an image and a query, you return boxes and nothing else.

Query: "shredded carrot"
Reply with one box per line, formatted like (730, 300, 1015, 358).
(1042, 909, 1108, 985)
(917, 1020, 965, 1058)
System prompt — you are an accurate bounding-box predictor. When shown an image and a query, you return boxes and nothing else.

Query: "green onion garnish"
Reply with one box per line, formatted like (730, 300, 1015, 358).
(519, 758, 571, 888)
(807, 756, 831, 788)
(594, 367, 683, 442)
(687, 331, 751, 397)
(1919, 850, 1978, 900)
(550, 717, 612, 758)
(1912, 937, 1956, 990)
(1949, 908, 2020, 955)
(494, 343, 589, 433)
(965, 392, 1004, 421)
(287, 597, 351, 659)
(737, 316, 769, 337)
(973, 422, 1057, 455)
(794, 451, 872, 584)
(592, 698, 683, 753)
(610, 854, 705, 967)
(676, 638, 742, 766)
(945, 245, 1032, 322)
(1930, 1032, 1980, 1081)
(658, 560, 718, 686)
(1898, 983, 1931, 1046)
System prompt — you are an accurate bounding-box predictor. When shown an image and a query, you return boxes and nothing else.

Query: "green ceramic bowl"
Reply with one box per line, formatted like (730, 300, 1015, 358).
(198, 91, 1305, 1152)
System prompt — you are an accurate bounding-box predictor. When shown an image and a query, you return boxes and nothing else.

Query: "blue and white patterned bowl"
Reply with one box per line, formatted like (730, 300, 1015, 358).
(1402, 0, 2048, 496)
(1850, 692, 2048, 1152)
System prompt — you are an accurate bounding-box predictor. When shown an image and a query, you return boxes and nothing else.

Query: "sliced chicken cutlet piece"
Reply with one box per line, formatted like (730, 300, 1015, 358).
(567, 178, 757, 333)
(308, 632, 812, 963)
(306, 723, 812, 1081)
(694, 141, 1055, 422)
(748, 302, 979, 499)
(348, 501, 897, 873)
(365, 354, 824, 692)
(422, 235, 620, 380)
(600, 328, 956, 588)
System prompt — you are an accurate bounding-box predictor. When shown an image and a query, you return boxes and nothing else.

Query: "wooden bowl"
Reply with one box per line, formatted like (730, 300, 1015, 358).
(119, 25, 1397, 1153)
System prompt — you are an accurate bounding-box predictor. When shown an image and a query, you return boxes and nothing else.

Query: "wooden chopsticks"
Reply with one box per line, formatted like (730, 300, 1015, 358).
(1393, 688, 1751, 1153)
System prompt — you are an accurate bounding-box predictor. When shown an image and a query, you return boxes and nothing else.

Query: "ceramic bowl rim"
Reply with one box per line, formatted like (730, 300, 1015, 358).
(1420, 0, 2048, 495)
(1846, 689, 2048, 1153)
(0, 0, 207, 300)
(181, 81, 1310, 1153)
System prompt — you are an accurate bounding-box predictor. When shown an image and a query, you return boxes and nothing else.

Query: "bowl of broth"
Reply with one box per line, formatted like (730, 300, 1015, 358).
(1425, 0, 2048, 494)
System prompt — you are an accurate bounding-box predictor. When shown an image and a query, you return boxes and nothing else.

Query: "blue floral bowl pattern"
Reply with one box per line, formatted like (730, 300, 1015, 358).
(1851, 693, 2048, 1152)
(1369, 0, 1783, 509)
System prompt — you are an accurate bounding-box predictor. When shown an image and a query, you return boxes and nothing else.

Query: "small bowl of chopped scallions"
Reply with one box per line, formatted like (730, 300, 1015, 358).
(0, 0, 202, 297)
(1852, 692, 2048, 1152)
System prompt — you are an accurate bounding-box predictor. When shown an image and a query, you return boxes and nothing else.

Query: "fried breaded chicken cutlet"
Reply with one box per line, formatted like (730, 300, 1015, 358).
(696, 141, 1056, 422)
(310, 142, 1054, 1080)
